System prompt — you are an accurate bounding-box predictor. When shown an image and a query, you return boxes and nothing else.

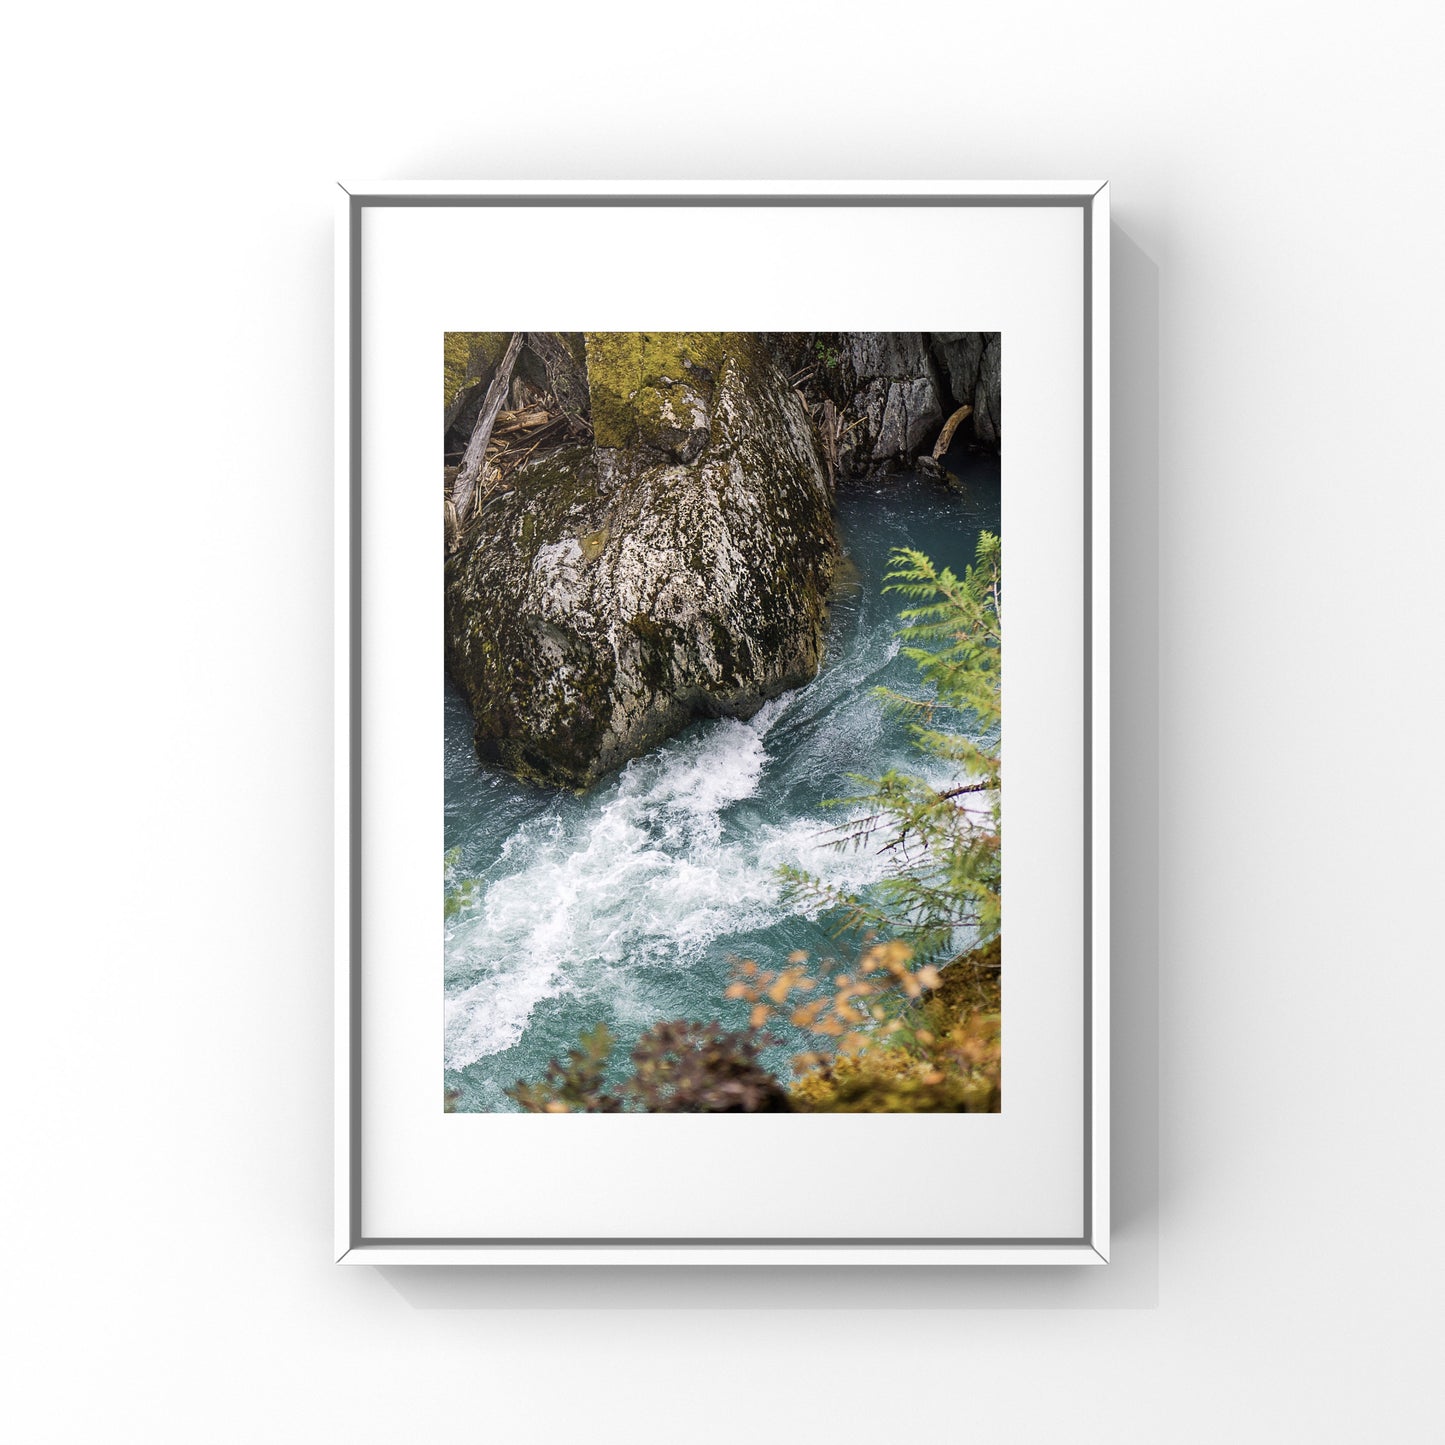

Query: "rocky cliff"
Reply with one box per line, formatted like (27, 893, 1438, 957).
(768, 331, 1001, 476)
(931, 331, 1002, 449)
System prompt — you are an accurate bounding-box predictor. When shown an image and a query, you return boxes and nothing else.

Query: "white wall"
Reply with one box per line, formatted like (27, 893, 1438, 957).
(4, 3, 1441, 1440)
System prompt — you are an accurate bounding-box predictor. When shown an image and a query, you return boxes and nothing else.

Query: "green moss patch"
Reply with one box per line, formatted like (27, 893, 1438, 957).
(443, 331, 511, 411)
(583, 332, 741, 447)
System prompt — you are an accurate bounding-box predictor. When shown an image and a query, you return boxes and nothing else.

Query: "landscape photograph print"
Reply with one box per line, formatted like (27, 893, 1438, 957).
(442, 332, 1002, 1113)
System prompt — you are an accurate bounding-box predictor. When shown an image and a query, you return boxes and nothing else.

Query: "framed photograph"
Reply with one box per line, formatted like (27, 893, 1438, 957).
(336, 180, 1109, 1264)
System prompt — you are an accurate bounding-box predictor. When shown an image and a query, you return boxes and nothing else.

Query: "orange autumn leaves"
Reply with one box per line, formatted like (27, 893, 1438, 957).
(724, 941, 942, 1071)
(504, 937, 1001, 1113)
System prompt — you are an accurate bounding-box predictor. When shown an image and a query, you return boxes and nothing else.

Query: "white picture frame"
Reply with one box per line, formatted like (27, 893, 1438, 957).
(336, 180, 1110, 1265)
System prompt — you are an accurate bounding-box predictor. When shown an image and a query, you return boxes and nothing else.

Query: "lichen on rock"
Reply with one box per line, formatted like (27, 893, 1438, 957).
(445, 333, 837, 789)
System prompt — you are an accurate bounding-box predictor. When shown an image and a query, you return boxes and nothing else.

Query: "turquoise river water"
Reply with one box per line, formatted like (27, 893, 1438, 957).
(443, 462, 1000, 1110)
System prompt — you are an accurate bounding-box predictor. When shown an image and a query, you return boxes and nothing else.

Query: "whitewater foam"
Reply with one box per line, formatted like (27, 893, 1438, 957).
(442, 692, 894, 1070)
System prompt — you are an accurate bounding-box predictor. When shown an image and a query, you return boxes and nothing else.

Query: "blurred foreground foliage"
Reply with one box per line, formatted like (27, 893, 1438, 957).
(509, 1019, 790, 1114)
(505, 939, 999, 1114)
(443, 846, 478, 919)
(787, 937, 1000, 1112)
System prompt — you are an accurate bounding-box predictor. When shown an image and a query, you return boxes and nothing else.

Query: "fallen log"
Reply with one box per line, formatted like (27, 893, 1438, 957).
(932, 403, 974, 460)
(451, 332, 525, 522)
(494, 406, 552, 433)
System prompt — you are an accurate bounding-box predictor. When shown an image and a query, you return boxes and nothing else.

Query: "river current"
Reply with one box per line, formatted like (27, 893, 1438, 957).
(443, 462, 1000, 1110)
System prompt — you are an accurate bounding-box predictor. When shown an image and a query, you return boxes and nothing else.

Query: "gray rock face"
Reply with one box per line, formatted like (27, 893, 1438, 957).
(770, 331, 1001, 470)
(873, 376, 943, 461)
(845, 332, 946, 470)
(931, 332, 1002, 448)
(444, 335, 837, 789)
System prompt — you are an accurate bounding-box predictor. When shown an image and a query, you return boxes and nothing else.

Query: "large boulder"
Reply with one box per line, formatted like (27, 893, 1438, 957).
(444, 332, 837, 789)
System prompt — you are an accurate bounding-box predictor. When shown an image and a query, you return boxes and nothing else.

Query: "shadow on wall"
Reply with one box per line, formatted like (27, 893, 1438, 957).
(380, 227, 1160, 1311)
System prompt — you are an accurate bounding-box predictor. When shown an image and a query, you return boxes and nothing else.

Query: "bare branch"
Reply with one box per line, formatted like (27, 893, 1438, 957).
(451, 332, 525, 522)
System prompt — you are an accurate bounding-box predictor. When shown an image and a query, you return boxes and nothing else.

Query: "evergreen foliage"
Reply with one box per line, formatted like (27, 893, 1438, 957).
(782, 531, 1002, 960)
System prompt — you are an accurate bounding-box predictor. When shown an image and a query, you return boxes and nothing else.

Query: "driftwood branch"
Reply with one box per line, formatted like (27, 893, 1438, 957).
(451, 332, 525, 521)
(932, 403, 974, 460)
(495, 406, 551, 434)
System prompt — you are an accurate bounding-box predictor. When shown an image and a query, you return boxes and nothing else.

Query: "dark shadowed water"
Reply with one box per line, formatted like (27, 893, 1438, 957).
(444, 459, 1000, 1110)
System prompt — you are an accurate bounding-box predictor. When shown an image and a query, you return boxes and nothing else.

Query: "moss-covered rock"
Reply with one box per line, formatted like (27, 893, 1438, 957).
(443, 331, 510, 413)
(583, 332, 733, 450)
(445, 333, 837, 789)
